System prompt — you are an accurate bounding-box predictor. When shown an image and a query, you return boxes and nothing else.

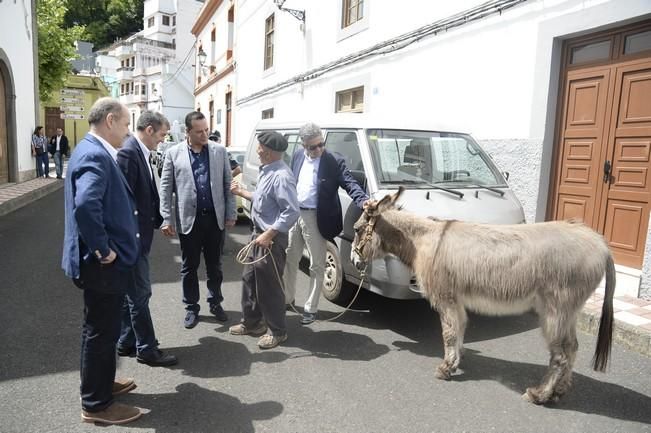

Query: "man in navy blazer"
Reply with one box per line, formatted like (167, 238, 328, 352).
(116, 110, 177, 367)
(62, 98, 143, 425)
(283, 122, 368, 325)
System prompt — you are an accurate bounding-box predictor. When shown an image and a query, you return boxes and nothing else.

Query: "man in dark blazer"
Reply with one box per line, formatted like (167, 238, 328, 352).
(116, 110, 177, 367)
(62, 98, 143, 425)
(49, 127, 69, 178)
(283, 122, 368, 325)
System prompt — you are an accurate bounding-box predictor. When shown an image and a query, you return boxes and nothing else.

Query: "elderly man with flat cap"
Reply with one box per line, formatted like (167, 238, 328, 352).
(230, 131, 299, 349)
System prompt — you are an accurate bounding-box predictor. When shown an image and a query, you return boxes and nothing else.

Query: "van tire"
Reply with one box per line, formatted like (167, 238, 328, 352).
(322, 241, 356, 306)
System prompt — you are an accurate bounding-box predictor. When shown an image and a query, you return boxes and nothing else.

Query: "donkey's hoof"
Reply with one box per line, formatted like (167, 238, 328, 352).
(435, 366, 451, 380)
(522, 388, 548, 405)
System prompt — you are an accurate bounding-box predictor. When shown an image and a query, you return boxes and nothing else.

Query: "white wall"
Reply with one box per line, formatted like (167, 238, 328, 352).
(0, 0, 37, 181)
(234, 0, 651, 223)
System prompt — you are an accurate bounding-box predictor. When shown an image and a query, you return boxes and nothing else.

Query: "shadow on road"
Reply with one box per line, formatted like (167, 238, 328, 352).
(326, 290, 539, 358)
(452, 350, 651, 425)
(120, 383, 283, 433)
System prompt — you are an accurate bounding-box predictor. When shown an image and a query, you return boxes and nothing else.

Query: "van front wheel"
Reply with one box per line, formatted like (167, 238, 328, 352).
(322, 241, 356, 306)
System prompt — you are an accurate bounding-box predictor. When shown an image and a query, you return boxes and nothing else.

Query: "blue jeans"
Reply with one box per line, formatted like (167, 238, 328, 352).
(35, 152, 48, 177)
(118, 254, 158, 355)
(53, 151, 63, 177)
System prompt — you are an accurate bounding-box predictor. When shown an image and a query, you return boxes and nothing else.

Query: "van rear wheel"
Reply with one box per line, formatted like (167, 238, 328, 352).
(322, 241, 356, 306)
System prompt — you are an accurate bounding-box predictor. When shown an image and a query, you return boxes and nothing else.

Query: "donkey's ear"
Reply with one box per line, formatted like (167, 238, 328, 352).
(381, 187, 403, 209)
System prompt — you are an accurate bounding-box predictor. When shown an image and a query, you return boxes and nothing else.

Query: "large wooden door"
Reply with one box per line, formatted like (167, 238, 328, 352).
(551, 21, 651, 268)
(0, 68, 8, 184)
(554, 67, 612, 227)
(599, 60, 651, 267)
(45, 107, 64, 139)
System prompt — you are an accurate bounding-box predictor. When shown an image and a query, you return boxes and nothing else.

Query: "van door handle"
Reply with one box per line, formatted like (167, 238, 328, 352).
(603, 160, 612, 183)
(251, 181, 257, 187)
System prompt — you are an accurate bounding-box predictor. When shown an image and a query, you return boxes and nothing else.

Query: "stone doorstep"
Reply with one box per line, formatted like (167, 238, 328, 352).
(578, 308, 651, 357)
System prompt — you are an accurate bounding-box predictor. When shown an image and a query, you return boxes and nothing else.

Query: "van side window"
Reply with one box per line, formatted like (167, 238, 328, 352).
(324, 131, 363, 171)
(283, 134, 300, 165)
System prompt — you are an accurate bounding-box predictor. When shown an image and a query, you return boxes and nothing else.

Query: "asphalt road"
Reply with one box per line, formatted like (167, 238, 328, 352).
(0, 189, 650, 433)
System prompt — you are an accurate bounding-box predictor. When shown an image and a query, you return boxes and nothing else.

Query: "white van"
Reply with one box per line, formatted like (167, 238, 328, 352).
(240, 119, 526, 304)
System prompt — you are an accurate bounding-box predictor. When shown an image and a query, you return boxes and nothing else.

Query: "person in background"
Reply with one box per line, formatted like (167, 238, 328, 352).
(209, 130, 241, 177)
(49, 127, 69, 179)
(116, 110, 177, 367)
(229, 131, 299, 349)
(31, 126, 49, 178)
(159, 112, 236, 329)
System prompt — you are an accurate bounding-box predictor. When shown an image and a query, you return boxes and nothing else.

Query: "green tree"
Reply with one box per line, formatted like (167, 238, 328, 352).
(37, 0, 85, 101)
(64, 0, 143, 49)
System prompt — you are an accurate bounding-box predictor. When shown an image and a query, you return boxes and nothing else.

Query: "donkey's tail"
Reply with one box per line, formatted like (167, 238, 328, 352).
(593, 253, 615, 372)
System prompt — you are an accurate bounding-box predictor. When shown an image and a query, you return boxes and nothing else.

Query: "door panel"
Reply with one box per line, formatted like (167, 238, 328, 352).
(600, 61, 651, 267)
(0, 69, 7, 184)
(554, 68, 611, 228)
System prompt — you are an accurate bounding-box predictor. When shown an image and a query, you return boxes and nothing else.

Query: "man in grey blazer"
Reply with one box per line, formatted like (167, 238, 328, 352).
(159, 111, 237, 329)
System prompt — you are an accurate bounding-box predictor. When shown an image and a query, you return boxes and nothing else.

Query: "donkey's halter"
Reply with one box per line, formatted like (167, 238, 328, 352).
(353, 210, 378, 262)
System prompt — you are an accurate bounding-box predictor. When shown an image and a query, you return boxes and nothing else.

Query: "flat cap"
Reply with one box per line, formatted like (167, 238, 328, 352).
(257, 131, 288, 152)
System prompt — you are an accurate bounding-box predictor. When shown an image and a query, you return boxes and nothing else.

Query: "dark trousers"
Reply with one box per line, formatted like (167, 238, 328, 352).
(241, 231, 288, 336)
(179, 211, 225, 311)
(79, 270, 129, 412)
(118, 254, 157, 355)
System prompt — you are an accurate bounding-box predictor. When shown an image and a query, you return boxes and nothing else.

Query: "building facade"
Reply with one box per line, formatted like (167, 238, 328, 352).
(232, 0, 651, 296)
(191, 0, 236, 146)
(39, 74, 110, 148)
(0, 0, 39, 183)
(108, 0, 203, 134)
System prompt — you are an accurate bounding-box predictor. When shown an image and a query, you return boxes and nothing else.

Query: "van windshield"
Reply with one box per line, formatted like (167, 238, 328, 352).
(366, 129, 506, 187)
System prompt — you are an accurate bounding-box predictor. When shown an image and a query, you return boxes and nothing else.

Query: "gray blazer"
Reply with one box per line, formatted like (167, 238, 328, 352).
(159, 140, 236, 234)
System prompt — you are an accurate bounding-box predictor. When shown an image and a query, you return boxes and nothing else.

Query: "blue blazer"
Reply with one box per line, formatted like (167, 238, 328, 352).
(291, 149, 368, 240)
(117, 136, 163, 255)
(62, 133, 140, 280)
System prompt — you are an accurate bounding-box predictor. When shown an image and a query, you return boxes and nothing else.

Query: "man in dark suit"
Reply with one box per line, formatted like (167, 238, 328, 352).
(62, 97, 142, 425)
(283, 123, 368, 325)
(49, 127, 69, 179)
(116, 110, 177, 367)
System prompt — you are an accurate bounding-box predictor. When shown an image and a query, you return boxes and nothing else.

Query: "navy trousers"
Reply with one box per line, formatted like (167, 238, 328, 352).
(78, 262, 130, 412)
(178, 211, 225, 312)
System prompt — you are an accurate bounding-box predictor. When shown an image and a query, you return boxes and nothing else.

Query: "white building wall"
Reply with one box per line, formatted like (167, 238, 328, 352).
(0, 0, 38, 181)
(235, 0, 651, 224)
(194, 0, 236, 142)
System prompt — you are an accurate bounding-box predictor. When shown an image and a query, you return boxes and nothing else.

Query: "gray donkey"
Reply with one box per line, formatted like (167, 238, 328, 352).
(351, 187, 614, 404)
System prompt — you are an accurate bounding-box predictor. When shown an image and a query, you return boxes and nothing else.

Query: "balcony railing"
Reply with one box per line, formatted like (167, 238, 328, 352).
(116, 67, 134, 80)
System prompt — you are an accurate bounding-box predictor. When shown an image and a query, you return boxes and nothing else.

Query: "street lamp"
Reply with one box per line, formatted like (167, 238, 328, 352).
(273, 0, 305, 23)
(197, 47, 207, 67)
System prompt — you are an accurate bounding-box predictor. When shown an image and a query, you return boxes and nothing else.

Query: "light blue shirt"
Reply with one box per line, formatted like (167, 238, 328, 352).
(252, 159, 299, 233)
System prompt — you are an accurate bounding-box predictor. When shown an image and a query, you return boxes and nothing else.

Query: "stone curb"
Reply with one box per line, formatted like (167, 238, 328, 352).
(0, 181, 64, 217)
(578, 309, 651, 357)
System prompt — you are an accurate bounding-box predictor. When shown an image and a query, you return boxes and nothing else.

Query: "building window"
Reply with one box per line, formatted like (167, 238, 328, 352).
(209, 99, 214, 130)
(264, 14, 274, 70)
(141, 85, 146, 96)
(148, 16, 155, 27)
(130, 82, 134, 94)
(162, 15, 170, 26)
(262, 108, 274, 119)
(172, 15, 176, 26)
(342, 0, 364, 28)
(335, 86, 364, 113)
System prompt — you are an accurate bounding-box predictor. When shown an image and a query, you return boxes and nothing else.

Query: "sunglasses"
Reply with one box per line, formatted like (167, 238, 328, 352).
(306, 142, 325, 151)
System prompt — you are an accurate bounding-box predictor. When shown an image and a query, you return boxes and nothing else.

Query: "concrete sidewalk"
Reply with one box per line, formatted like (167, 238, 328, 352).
(0, 174, 649, 357)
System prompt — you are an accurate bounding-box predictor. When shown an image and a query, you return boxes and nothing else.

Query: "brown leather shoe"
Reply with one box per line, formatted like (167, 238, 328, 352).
(112, 377, 137, 396)
(81, 402, 142, 425)
(229, 321, 267, 336)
